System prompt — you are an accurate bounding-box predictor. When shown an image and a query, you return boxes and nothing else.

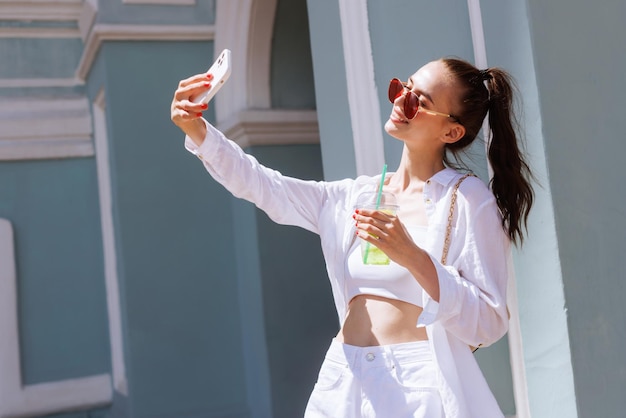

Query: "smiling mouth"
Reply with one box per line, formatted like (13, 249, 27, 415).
(390, 112, 409, 124)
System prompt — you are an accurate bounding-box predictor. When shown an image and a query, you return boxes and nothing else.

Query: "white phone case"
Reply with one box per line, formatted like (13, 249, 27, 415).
(193, 49, 232, 104)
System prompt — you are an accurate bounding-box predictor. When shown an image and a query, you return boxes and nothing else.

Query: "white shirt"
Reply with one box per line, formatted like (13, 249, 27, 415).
(185, 121, 509, 417)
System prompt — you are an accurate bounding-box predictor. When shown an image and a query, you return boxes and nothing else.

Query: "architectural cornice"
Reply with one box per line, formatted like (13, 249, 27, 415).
(76, 23, 215, 81)
(218, 109, 320, 149)
(122, 0, 196, 4)
(0, 98, 93, 161)
(0, 0, 83, 21)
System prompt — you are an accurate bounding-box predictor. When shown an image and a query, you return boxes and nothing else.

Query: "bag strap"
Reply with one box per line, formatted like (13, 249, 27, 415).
(441, 172, 481, 353)
(441, 173, 475, 265)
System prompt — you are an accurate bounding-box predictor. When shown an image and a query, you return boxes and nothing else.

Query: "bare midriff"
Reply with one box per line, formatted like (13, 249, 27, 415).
(335, 294, 427, 347)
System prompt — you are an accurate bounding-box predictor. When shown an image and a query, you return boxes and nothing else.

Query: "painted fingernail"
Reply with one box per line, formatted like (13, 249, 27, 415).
(355, 209, 360, 214)
(196, 113, 203, 117)
(352, 214, 356, 219)
(204, 82, 211, 87)
(201, 104, 208, 109)
(206, 73, 213, 79)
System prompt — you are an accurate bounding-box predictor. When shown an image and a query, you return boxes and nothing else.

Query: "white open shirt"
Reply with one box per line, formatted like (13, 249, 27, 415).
(186, 120, 510, 417)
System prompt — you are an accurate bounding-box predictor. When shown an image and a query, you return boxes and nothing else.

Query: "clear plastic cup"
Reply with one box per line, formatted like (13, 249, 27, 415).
(355, 191, 398, 265)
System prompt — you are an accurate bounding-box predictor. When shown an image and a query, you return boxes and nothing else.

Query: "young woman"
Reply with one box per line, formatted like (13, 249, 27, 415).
(171, 57, 534, 417)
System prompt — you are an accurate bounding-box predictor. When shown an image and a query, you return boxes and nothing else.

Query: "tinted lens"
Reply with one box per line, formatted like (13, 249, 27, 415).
(388, 78, 404, 103)
(388, 78, 418, 119)
(403, 89, 419, 119)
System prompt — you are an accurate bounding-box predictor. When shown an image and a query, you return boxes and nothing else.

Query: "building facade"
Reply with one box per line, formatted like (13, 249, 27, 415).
(0, 1, 624, 417)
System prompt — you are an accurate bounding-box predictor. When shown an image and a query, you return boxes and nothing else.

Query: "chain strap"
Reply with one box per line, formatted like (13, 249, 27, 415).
(440, 172, 481, 353)
(441, 173, 475, 266)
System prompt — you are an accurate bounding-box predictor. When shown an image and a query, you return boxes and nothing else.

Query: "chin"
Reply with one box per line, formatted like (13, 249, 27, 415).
(384, 119, 404, 140)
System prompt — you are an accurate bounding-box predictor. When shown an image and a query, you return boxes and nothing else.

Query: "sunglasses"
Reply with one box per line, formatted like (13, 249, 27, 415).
(388, 78, 459, 122)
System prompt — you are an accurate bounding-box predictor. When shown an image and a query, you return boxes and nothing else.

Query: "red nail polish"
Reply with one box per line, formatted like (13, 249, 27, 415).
(352, 214, 356, 219)
(196, 113, 203, 117)
(204, 82, 211, 87)
(355, 209, 360, 214)
(201, 104, 208, 109)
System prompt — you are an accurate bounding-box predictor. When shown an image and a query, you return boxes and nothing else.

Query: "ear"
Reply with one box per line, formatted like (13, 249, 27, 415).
(441, 123, 466, 144)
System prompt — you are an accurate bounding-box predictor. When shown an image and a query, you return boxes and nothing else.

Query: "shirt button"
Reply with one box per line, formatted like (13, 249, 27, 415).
(365, 353, 375, 362)
(426, 180, 431, 185)
(196, 154, 204, 160)
(425, 198, 432, 205)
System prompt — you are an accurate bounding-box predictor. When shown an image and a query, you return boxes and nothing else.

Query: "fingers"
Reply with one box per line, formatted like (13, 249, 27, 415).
(353, 209, 398, 241)
(171, 73, 214, 125)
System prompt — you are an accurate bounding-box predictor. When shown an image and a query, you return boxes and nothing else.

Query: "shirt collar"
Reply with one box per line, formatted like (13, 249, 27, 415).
(429, 167, 460, 187)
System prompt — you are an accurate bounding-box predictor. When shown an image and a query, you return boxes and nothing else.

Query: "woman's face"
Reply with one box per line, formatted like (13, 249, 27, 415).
(384, 60, 460, 146)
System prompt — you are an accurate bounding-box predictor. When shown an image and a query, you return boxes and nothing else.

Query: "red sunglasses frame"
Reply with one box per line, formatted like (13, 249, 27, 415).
(388, 78, 458, 121)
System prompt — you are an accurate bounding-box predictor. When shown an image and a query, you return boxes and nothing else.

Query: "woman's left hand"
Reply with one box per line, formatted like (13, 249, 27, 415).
(353, 209, 421, 268)
(354, 208, 440, 299)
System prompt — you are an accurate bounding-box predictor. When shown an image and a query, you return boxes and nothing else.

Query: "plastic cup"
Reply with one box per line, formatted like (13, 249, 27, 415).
(355, 191, 398, 265)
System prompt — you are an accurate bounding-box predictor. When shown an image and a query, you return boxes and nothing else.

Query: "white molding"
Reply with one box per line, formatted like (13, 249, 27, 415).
(0, 77, 83, 88)
(467, 1, 530, 416)
(78, 0, 97, 41)
(0, 27, 80, 38)
(0, 98, 94, 161)
(245, 0, 276, 109)
(76, 24, 215, 81)
(0, 0, 83, 21)
(214, 0, 252, 123)
(93, 89, 128, 396)
(0, 219, 113, 418)
(122, 0, 196, 4)
(219, 110, 319, 149)
(337, 0, 384, 176)
(214, 0, 277, 123)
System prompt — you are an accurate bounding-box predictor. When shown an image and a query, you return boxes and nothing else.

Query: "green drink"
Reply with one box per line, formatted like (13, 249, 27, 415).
(356, 191, 398, 265)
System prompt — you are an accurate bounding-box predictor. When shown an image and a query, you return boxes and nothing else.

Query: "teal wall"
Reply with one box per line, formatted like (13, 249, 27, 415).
(0, 159, 110, 384)
(525, 0, 626, 416)
(96, 0, 215, 25)
(270, 0, 316, 109)
(88, 40, 249, 417)
(306, 0, 356, 181)
(248, 145, 337, 418)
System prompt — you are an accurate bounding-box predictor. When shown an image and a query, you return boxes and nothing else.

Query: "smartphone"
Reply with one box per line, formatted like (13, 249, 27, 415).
(193, 49, 232, 104)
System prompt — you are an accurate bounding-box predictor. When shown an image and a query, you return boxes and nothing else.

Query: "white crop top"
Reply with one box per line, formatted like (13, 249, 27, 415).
(345, 225, 428, 307)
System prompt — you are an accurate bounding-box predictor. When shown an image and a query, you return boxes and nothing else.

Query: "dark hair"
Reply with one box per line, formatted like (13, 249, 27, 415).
(441, 57, 534, 245)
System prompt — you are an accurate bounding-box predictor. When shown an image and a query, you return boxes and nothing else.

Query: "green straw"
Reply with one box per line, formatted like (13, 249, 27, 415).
(363, 164, 388, 264)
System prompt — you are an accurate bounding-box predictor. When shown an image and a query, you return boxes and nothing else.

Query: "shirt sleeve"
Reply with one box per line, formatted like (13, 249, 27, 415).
(184, 119, 328, 234)
(418, 196, 510, 348)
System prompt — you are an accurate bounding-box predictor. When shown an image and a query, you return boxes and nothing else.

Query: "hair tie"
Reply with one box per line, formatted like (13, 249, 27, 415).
(479, 69, 492, 80)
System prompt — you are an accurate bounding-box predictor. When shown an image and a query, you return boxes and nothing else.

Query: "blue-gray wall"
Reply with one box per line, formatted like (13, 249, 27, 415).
(0, 159, 109, 384)
(526, 1, 626, 416)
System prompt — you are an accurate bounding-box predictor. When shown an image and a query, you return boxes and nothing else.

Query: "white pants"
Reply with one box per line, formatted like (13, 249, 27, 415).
(304, 339, 444, 418)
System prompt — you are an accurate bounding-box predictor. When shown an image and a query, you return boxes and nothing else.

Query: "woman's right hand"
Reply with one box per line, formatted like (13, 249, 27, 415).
(170, 73, 214, 146)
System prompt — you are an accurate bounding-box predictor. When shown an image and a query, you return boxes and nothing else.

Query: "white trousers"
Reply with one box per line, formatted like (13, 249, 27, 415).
(304, 339, 444, 418)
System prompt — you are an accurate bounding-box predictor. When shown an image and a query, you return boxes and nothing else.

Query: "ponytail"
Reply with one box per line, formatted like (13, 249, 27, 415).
(441, 58, 534, 245)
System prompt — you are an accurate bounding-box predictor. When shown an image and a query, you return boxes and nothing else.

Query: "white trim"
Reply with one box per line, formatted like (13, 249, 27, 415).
(122, 0, 195, 4)
(0, 219, 112, 418)
(76, 24, 215, 81)
(0, 77, 82, 88)
(0, 0, 83, 21)
(467, 1, 530, 416)
(78, 0, 97, 41)
(93, 90, 128, 396)
(0, 27, 80, 38)
(337, 0, 384, 176)
(0, 98, 94, 161)
(218, 110, 319, 149)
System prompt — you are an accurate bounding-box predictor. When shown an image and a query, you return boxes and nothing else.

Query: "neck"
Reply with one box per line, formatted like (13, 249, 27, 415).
(388, 145, 446, 191)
